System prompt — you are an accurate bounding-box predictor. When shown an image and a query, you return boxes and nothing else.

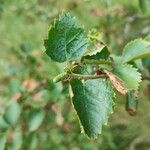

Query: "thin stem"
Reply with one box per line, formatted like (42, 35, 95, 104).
(53, 71, 150, 83)
(53, 72, 107, 83)
(71, 73, 107, 80)
(83, 59, 112, 65)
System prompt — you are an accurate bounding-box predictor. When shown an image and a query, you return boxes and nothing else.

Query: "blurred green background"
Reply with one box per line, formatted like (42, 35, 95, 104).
(0, 0, 150, 149)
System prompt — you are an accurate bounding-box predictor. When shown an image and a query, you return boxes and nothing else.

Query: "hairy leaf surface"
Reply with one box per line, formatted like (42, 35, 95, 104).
(70, 79, 115, 138)
(45, 13, 88, 62)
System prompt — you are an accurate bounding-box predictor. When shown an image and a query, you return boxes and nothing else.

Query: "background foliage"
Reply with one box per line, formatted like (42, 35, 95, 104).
(0, 0, 150, 149)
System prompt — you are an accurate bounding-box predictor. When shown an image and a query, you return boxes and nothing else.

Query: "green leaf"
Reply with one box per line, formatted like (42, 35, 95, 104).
(122, 39, 150, 63)
(112, 64, 141, 90)
(70, 79, 115, 138)
(45, 13, 88, 62)
(82, 46, 110, 61)
(28, 109, 45, 132)
(3, 101, 21, 125)
(126, 91, 138, 116)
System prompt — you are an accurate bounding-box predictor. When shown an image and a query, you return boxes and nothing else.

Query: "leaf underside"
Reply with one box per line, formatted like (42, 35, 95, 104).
(104, 70, 128, 95)
(45, 13, 88, 62)
(70, 79, 115, 138)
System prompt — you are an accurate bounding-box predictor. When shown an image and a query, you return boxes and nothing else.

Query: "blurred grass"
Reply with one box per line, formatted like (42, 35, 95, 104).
(0, 0, 150, 150)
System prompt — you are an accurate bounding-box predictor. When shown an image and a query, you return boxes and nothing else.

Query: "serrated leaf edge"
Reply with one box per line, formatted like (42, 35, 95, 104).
(122, 38, 150, 63)
(69, 80, 116, 139)
(113, 64, 142, 91)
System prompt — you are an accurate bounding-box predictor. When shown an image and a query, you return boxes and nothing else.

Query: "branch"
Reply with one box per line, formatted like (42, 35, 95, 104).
(71, 73, 106, 80)
(53, 72, 150, 83)
(53, 72, 107, 82)
(83, 59, 112, 65)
